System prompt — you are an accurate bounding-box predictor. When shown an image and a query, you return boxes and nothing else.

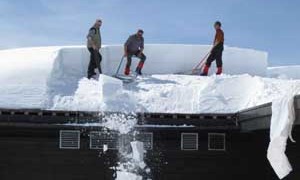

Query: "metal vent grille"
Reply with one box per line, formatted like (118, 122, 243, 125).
(90, 131, 119, 150)
(59, 130, 80, 149)
(181, 133, 198, 150)
(136, 132, 153, 150)
(208, 133, 226, 151)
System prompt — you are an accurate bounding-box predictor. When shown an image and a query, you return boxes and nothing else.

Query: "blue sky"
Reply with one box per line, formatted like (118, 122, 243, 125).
(0, 0, 299, 65)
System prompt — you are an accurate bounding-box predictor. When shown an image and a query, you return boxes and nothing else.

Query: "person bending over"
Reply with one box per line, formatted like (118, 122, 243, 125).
(124, 29, 146, 76)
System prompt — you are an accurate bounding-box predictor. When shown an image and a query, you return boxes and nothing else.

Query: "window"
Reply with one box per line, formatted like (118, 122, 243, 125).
(181, 133, 198, 150)
(59, 130, 80, 149)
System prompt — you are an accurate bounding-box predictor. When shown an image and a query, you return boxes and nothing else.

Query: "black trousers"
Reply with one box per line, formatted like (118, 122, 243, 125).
(206, 44, 224, 68)
(87, 48, 102, 78)
(126, 50, 146, 69)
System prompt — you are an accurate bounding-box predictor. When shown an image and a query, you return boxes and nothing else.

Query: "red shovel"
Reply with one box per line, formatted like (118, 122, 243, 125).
(192, 51, 211, 74)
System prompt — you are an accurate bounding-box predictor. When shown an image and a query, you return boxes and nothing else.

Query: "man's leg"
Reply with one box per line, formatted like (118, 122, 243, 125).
(216, 50, 223, 75)
(201, 53, 215, 76)
(125, 53, 133, 75)
(95, 51, 102, 74)
(135, 52, 146, 75)
(87, 48, 97, 79)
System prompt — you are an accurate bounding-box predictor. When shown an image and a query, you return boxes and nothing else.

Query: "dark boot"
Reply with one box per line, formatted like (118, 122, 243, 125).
(200, 65, 210, 76)
(135, 61, 144, 75)
(216, 67, 222, 75)
(135, 68, 142, 75)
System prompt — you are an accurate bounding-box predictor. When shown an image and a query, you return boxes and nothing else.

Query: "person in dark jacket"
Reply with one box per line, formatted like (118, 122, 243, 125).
(201, 21, 224, 76)
(86, 19, 102, 79)
(124, 29, 146, 75)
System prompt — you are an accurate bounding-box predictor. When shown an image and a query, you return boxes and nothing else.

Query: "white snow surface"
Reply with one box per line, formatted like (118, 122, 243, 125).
(268, 66, 300, 79)
(115, 171, 142, 180)
(52, 74, 300, 114)
(0, 45, 267, 109)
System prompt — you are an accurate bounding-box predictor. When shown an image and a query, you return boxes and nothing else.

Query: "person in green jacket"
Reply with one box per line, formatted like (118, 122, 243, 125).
(87, 19, 102, 79)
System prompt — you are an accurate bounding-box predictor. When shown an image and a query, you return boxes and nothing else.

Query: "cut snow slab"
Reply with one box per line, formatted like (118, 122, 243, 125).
(116, 171, 142, 180)
(52, 75, 139, 113)
(131, 141, 145, 163)
(267, 85, 299, 179)
(99, 74, 123, 101)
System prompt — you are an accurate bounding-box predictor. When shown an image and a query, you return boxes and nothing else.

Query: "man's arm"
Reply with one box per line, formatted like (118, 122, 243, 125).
(139, 37, 144, 54)
(124, 46, 128, 57)
(87, 29, 97, 50)
(124, 36, 131, 56)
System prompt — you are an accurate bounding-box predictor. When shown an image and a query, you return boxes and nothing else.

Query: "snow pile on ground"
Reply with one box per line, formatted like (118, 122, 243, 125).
(268, 66, 300, 79)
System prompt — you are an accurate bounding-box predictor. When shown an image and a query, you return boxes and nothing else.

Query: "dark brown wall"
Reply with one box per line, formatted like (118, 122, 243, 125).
(0, 126, 299, 180)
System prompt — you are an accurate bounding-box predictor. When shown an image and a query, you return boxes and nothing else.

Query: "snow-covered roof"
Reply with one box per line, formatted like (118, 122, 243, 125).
(0, 44, 268, 110)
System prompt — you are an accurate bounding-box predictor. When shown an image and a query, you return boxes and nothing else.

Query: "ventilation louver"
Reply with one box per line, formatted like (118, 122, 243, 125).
(59, 130, 80, 149)
(181, 133, 198, 150)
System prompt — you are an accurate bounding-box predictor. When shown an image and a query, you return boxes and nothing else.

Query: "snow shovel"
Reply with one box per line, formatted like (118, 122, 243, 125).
(114, 56, 125, 77)
(113, 56, 138, 83)
(176, 50, 211, 75)
(191, 51, 211, 74)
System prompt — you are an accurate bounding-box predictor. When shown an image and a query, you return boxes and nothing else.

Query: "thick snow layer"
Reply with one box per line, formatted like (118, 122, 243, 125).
(0, 47, 61, 108)
(52, 74, 300, 114)
(268, 66, 300, 79)
(0, 45, 267, 109)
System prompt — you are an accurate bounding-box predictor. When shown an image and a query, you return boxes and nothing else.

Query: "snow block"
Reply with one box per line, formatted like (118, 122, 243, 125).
(268, 92, 297, 179)
(130, 141, 144, 162)
(99, 74, 123, 101)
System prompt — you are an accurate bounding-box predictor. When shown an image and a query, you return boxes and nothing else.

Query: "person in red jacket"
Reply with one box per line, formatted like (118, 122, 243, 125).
(201, 21, 224, 76)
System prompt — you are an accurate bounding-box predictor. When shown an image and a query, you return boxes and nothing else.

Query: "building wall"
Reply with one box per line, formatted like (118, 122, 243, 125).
(0, 126, 299, 180)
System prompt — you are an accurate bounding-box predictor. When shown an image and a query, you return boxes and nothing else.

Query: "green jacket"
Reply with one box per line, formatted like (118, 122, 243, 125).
(87, 27, 101, 49)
